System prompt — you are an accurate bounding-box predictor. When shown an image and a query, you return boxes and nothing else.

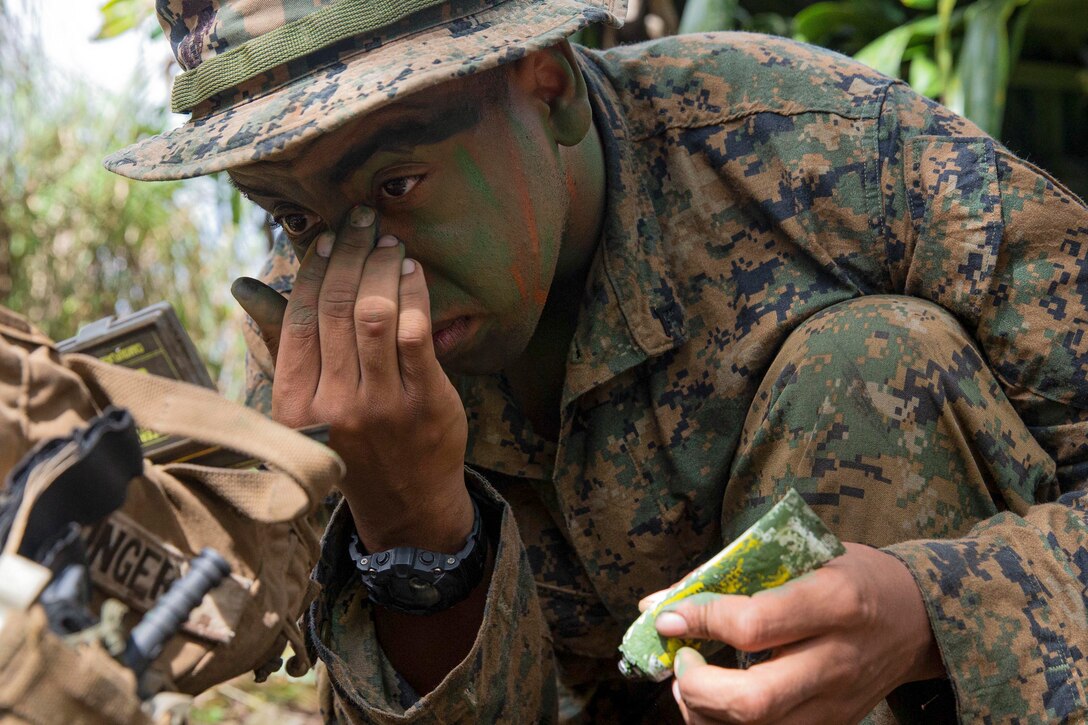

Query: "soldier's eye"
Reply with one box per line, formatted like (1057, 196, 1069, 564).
(282, 213, 311, 234)
(379, 175, 423, 200)
(271, 211, 321, 238)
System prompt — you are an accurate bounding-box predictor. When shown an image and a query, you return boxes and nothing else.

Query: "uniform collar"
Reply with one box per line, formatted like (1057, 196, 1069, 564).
(459, 47, 688, 479)
(562, 48, 688, 409)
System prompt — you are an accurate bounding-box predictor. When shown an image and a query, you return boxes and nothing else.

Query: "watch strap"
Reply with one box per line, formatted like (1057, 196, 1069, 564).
(348, 494, 487, 615)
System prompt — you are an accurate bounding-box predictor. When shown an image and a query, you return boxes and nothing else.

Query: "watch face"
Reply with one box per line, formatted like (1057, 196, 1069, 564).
(350, 496, 485, 614)
(389, 576, 442, 609)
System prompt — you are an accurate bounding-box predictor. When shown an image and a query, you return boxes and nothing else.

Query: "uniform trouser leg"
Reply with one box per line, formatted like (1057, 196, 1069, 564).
(721, 296, 1057, 723)
(724, 295, 1055, 546)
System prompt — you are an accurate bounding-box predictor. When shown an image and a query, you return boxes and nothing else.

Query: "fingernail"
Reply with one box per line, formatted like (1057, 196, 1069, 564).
(672, 679, 682, 705)
(401, 258, 416, 276)
(674, 647, 706, 678)
(376, 234, 398, 248)
(230, 278, 251, 302)
(316, 231, 335, 258)
(655, 612, 688, 637)
(350, 205, 375, 228)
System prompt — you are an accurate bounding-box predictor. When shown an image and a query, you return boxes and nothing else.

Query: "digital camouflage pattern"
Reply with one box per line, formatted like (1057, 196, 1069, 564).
(244, 33, 1088, 723)
(103, 0, 624, 181)
(619, 489, 846, 681)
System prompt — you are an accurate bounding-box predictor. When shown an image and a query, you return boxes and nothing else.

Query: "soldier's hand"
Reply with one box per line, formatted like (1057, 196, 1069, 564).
(232, 206, 472, 553)
(649, 543, 944, 724)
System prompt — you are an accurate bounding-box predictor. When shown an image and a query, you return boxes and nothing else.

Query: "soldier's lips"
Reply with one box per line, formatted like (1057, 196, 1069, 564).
(432, 316, 473, 358)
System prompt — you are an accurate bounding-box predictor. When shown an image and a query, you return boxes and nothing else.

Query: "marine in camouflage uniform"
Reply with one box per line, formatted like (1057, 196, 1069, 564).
(240, 36, 1088, 722)
(106, 2, 1088, 723)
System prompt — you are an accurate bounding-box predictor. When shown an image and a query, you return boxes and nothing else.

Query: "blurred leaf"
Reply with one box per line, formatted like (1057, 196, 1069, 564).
(902, 0, 938, 8)
(908, 50, 943, 95)
(94, 0, 153, 40)
(793, 1, 906, 53)
(935, 0, 957, 94)
(854, 25, 913, 77)
(229, 178, 243, 226)
(854, 14, 941, 78)
(747, 12, 792, 36)
(679, 0, 741, 33)
(958, 0, 1027, 135)
(1008, 0, 1034, 63)
(945, 67, 966, 116)
(1017, 0, 1088, 53)
(1011, 60, 1088, 93)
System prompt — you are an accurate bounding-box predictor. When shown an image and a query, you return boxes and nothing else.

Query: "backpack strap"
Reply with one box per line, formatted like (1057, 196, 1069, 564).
(64, 354, 343, 523)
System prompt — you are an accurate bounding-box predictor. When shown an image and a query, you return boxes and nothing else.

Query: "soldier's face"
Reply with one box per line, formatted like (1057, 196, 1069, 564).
(228, 70, 574, 375)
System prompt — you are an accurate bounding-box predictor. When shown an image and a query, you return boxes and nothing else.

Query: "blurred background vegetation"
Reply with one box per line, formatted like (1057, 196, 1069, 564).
(0, 0, 1084, 721)
(0, 0, 268, 400)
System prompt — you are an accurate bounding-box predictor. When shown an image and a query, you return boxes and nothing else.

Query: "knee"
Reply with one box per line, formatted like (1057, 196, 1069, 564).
(726, 295, 1048, 546)
(764, 296, 988, 423)
(791, 295, 973, 363)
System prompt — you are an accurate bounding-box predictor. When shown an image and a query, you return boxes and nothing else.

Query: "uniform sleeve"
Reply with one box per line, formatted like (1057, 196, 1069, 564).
(878, 81, 1088, 721)
(239, 239, 560, 723)
(304, 470, 559, 724)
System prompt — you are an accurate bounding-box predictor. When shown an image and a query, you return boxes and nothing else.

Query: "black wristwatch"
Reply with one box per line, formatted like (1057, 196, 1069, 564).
(347, 496, 488, 615)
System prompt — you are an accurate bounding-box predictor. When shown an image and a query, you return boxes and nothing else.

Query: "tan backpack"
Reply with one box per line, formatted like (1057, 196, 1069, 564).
(0, 307, 343, 722)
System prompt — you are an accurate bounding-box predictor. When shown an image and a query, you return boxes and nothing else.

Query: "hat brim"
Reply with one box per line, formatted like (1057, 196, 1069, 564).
(104, 1, 621, 181)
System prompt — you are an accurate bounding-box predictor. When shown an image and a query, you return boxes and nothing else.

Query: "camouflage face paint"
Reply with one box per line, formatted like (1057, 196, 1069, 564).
(453, 145, 501, 209)
(364, 94, 571, 375)
(330, 102, 485, 185)
(229, 67, 584, 376)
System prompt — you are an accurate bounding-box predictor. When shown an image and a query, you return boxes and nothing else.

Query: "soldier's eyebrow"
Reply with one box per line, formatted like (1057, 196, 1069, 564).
(328, 100, 483, 184)
(227, 177, 278, 199)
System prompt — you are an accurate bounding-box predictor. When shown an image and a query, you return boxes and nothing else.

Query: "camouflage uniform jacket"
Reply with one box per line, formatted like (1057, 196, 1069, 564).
(245, 33, 1088, 724)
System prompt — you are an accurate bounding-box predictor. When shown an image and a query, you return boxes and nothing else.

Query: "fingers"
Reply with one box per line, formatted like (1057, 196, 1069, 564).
(396, 258, 440, 400)
(670, 643, 871, 725)
(672, 645, 828, 725)
(270, 238, 329, 406)
(257, 203, 441, 424)
(656, 567, 865, 653)
(352, 234, 406, 398)
(663, 547, 923, 724)
(316, 206, 379, 389)
(231, 277, 287, 361)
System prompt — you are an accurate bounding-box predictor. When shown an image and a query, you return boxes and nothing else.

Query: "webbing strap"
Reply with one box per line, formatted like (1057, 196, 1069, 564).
(64, 353, 344, 522)
(0, 408, 141, 560)
(171, 0, 464, 112)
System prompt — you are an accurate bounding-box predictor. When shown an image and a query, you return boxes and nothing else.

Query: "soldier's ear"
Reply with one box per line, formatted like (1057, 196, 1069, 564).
(511, 41, 592, 147)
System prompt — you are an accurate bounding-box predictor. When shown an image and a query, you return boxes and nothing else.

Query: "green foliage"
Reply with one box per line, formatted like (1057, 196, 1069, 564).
(793, 1, 907, 54)
(679, 0, 742, 33)
(0, 5, 264, 399)
(95, 0, 157, 40)
(955, 0, 1029, 135)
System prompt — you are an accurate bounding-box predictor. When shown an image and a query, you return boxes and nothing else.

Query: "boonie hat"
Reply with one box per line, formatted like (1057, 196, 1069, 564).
(105, 0, 627, 181)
